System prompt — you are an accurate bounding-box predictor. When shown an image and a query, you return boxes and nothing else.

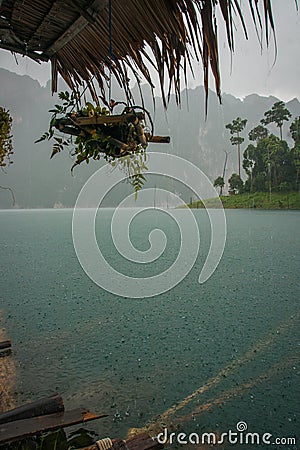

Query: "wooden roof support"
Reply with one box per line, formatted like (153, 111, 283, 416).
(0, 0, 280, 108)
(26, 1, 66, 49)
(0, 42, 49, 62)
(44, 0, 108, 58)
(71, 0, 97, 24)
(44, 15, 89, 57)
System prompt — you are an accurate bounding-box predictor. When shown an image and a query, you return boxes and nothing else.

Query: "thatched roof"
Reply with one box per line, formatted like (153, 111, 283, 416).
(0, 0, 277, 108)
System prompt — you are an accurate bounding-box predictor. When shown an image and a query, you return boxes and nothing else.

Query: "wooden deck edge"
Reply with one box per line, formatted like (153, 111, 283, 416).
(0, 408, 108, 445)
(79, 432, 164, 450)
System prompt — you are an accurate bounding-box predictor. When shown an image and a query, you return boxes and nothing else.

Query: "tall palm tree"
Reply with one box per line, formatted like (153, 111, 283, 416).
(226, 117, 248, 177)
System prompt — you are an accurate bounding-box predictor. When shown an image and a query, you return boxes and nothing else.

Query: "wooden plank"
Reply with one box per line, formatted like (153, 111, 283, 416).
(45, 15, 88, 57)
(27, 2, 70, 49)
(0, 340, 11, 351)
(44, 0, 108, 57)
(126, 433, 164, 450)
(149, 136, 170, 144)
(0, 43, 49, 62)
(0, 409, 108, 445)
(0, 394, 64, 425)
(71, 0, 97, 23)
(0, 348, 11, 358)
(74, 112, 145, 126)
(58, 126, 83, 137)
(79, 433, 164, 450)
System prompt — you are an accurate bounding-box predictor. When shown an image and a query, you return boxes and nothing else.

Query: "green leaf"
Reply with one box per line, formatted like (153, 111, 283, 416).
(86, 102, 94, 111)
(50, 117, 56, 128)
(35, 132, 49, 143)
(50, 147, 60, 159)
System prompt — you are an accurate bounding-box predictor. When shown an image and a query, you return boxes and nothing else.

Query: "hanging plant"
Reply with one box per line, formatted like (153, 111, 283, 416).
(36, 91, 154, 198)
(0, 106, 13, 168)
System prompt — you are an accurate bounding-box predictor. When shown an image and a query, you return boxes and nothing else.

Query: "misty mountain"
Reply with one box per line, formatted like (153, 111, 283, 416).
(0, 68, 299, 208)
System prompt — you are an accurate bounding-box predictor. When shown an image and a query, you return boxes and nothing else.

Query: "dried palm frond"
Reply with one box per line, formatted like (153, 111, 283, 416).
(0, 0, 282, 111)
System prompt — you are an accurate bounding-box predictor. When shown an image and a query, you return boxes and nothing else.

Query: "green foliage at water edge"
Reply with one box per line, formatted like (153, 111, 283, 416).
(188, 191, 300, 210)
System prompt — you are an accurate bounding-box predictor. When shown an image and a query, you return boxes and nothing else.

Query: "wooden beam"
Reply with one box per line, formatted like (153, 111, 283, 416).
(73, 112, 145, 126)
(0, 394, 64, 425)
(27, 2, 66, 49)
(0, 340, 11, 351)
(44, 0, 108, 57)
(71, 0, 97, 23)
(0, 43, 49, 62)
(44, 15, 88, 57)
(79, 433, 164, 450)
(83, 0, 109, 16)
(0, 409, 108, 445)
(148, 136, 170, 144)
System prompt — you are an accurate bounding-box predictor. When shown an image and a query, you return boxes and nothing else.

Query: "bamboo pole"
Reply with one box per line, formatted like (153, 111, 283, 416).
(74, 112, 144, 126)
(148, 136, 170, 144)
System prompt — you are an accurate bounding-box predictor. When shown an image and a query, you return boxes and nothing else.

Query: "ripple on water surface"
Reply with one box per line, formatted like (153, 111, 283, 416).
(0, 209, 299, 443)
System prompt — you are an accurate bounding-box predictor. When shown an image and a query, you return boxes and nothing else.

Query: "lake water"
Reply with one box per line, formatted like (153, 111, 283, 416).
(0, 208, 299, 448)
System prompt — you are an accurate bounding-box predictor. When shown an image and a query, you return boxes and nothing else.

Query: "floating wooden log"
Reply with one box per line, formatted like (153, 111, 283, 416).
(79, 432, 164, 450)
(0, 340, 11, 351)
(0, 408, 108, 445)
(0, 393, 64, 425)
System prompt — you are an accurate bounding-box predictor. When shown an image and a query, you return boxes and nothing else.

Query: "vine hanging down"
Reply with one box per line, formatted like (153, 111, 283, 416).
(36, 91, 170, 198)
(0, 106, 13, 168)
(0, 107, 15, 205)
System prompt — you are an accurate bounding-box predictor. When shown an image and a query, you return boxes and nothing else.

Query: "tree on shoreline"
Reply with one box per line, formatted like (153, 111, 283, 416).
(290, 117, 300, 189)
(228, 173, 244, 195)
(290, 116, 300, 145)
(242, 134, 296, 193)
(226, 117, 247, 177)
(214, 176, 225, 195)
(226, 107, 299, 196)
(249, 125, 269, 142)
(261, 101, 291, 141)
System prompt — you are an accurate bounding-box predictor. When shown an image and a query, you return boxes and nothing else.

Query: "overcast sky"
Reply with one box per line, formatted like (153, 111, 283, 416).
(0, 0, 299, 101)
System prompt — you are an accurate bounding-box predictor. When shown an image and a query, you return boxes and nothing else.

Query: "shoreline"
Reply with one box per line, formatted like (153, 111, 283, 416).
(188, 191, 300, 210)
(0, 311, 16, 412)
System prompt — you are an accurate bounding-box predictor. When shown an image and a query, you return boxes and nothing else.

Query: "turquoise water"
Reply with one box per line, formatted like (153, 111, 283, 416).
(0, 209, 299, 447)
